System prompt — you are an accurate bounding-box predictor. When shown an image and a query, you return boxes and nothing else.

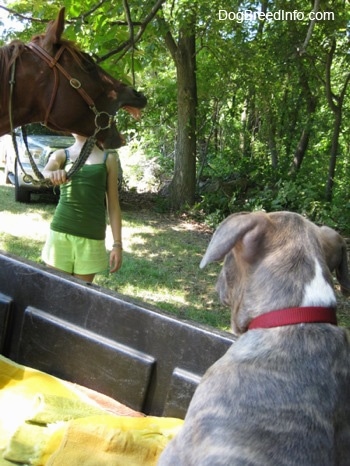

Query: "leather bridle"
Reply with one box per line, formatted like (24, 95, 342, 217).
(8, 42, 115, 186)
(26, 42, 115, 133)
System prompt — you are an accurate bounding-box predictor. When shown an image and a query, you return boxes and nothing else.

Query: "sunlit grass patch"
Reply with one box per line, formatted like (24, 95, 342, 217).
(0, 173, 231, 330)
(1, 171, 347, 331)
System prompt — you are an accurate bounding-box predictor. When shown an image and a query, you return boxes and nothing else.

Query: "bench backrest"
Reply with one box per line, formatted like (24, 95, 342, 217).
(0, 253, 235, 418)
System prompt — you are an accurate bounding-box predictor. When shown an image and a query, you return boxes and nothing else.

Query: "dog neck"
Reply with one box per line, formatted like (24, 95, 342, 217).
(248, 306, 337, 330)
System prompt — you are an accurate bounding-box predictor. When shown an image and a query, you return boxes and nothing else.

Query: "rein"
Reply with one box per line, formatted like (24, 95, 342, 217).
(8, 42, 115, 186)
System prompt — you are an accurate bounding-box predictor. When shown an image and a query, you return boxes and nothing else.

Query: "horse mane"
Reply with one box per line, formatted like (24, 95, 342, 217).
(30, 34, 95, 72)
(0, 34, 97, 111)
(0, 40, 26, 109)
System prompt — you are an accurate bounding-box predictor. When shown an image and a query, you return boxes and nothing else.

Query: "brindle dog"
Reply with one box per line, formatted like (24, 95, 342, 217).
(159, 211, 350, 466)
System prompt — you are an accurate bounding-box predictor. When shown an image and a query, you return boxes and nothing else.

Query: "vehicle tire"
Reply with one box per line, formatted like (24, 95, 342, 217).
(14, 160, 31, 203)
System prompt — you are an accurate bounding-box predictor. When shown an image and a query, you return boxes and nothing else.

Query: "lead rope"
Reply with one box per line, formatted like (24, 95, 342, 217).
(8, 48, 104, 187)
(21, 125, 52, 187)
(21, 124, 97, 185)
(66, 136, 97, 179)
(19, 129, 97, 187)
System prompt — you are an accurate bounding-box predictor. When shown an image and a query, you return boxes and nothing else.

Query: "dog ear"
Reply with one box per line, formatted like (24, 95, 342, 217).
(200, 212, 271, 268)
(319, 226, 350, 296)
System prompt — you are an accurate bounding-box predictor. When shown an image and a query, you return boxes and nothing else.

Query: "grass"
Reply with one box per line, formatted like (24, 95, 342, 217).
(0, 170, 231, 331)
(0, 168, 349, 330)
(97, 212, 231, 328)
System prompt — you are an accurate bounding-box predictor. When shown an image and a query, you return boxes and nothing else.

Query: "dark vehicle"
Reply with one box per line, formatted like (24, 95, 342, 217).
(0, 126, 74, 202)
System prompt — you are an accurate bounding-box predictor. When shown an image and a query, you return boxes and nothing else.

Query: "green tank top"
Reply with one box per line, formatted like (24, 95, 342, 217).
(51, 151, 108, 240)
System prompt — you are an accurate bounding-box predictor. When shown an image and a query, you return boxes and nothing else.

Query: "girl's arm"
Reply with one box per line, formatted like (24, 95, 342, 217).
(42, 149, 68, 185)
(106, 152, 123, 273)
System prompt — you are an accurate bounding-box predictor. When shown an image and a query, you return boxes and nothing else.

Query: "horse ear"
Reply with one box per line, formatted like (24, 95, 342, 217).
(42, 7, 65, 48)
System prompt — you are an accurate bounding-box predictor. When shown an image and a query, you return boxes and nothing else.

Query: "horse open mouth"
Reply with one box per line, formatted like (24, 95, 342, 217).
(122, 106, 142, 121)
(112, 105, 143, 146)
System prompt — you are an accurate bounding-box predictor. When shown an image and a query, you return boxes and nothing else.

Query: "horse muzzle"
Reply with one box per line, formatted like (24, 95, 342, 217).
(98, 124, 126, 149)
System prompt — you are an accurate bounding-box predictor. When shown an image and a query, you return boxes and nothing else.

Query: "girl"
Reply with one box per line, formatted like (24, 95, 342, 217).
(42, 134, 122, 282)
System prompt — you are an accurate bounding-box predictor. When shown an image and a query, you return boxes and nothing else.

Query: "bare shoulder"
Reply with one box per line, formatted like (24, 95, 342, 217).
(105, 151, 119, 172)
(43, 148, 67, 171)
(50, 148, 67, 166)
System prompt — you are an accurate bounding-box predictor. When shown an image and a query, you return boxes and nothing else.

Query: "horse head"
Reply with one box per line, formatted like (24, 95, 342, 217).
(0, 7, 147, 149)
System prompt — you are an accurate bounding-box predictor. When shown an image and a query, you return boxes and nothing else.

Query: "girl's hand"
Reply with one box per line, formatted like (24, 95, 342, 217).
(109, 247, 122, 273)
(48, 169, 68, 185)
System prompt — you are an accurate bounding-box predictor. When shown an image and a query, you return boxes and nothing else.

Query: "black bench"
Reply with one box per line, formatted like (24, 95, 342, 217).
(0, 252, 235, 418)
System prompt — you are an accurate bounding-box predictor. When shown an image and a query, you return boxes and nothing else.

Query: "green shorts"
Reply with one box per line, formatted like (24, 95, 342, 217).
(42, 230, 108, 275)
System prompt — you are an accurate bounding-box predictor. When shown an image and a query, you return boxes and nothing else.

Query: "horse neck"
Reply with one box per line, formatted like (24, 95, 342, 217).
(0, 45, 45, 136)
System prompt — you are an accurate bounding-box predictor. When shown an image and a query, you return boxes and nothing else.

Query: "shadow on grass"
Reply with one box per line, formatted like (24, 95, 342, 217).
(0, 232, 44, 263)
(0, 176, 232, 331)
(98, 213, 232, 331)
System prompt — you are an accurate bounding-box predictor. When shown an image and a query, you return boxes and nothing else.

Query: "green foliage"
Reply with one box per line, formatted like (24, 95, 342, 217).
(2, 0, 350, 231)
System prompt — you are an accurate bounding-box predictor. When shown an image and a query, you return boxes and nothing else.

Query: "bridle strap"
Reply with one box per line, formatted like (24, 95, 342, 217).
(42, 46, 65, 126)
(27, 42, 114, 133)
(26, 43, 96, 110)
(7, 42, 115, 187)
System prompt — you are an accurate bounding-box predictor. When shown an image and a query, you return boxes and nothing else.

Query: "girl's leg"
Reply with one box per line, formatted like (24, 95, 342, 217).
(73, 273, 96, 283)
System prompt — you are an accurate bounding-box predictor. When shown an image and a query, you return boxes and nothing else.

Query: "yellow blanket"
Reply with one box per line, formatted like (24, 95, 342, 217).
(0, 355, 183, 465)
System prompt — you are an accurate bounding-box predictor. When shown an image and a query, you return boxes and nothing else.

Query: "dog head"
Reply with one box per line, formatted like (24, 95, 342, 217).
(200, 211, 350, 334)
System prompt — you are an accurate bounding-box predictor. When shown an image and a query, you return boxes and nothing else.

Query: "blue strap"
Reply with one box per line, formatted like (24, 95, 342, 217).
(64, 148, 70, 164)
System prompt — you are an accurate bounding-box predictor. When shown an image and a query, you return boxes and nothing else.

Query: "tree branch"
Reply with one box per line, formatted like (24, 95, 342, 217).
(73, 0, 109, 23)
(339, 72, 350, 105)
(97, 0, 167, 62)
(156, 13, 177, 62)
(123, 0, 134, 47)
(122, 0, 135, 84)
(298, 0, 320, 55)
(1, 0, 167, 64)
(0, 1, 108, 24)
(325, 38, 338, 113)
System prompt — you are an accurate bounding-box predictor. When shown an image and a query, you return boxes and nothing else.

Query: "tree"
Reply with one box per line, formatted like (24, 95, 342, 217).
(161, 11, 197, 208)
(325, 37, 350, 202)
(3, 0, 350, 222)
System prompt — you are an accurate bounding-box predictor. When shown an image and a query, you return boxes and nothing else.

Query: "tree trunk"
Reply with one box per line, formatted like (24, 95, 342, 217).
(293, 129, 311, 170)
(267, 113, 278, 168)
(164, 21, 197, 209)
(292, 58, 317, 171)
(324, 38, 350, 202)
(325, 109, 342, 202)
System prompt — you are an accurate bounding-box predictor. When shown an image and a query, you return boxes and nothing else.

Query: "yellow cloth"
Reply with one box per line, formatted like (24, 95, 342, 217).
(45, 416, 182, 466)
(0, 355, 84, 451)
(0, 355, 183, 465)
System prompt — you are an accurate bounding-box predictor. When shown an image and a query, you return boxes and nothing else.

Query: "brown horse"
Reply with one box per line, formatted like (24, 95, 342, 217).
(0, 8, 147, 149)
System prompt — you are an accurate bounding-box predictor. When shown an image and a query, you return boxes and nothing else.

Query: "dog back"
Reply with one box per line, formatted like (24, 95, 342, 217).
(158, 212, 350, 465)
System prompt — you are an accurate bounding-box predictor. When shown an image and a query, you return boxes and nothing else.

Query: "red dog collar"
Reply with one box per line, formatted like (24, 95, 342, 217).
(248, 306, 337, 330)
